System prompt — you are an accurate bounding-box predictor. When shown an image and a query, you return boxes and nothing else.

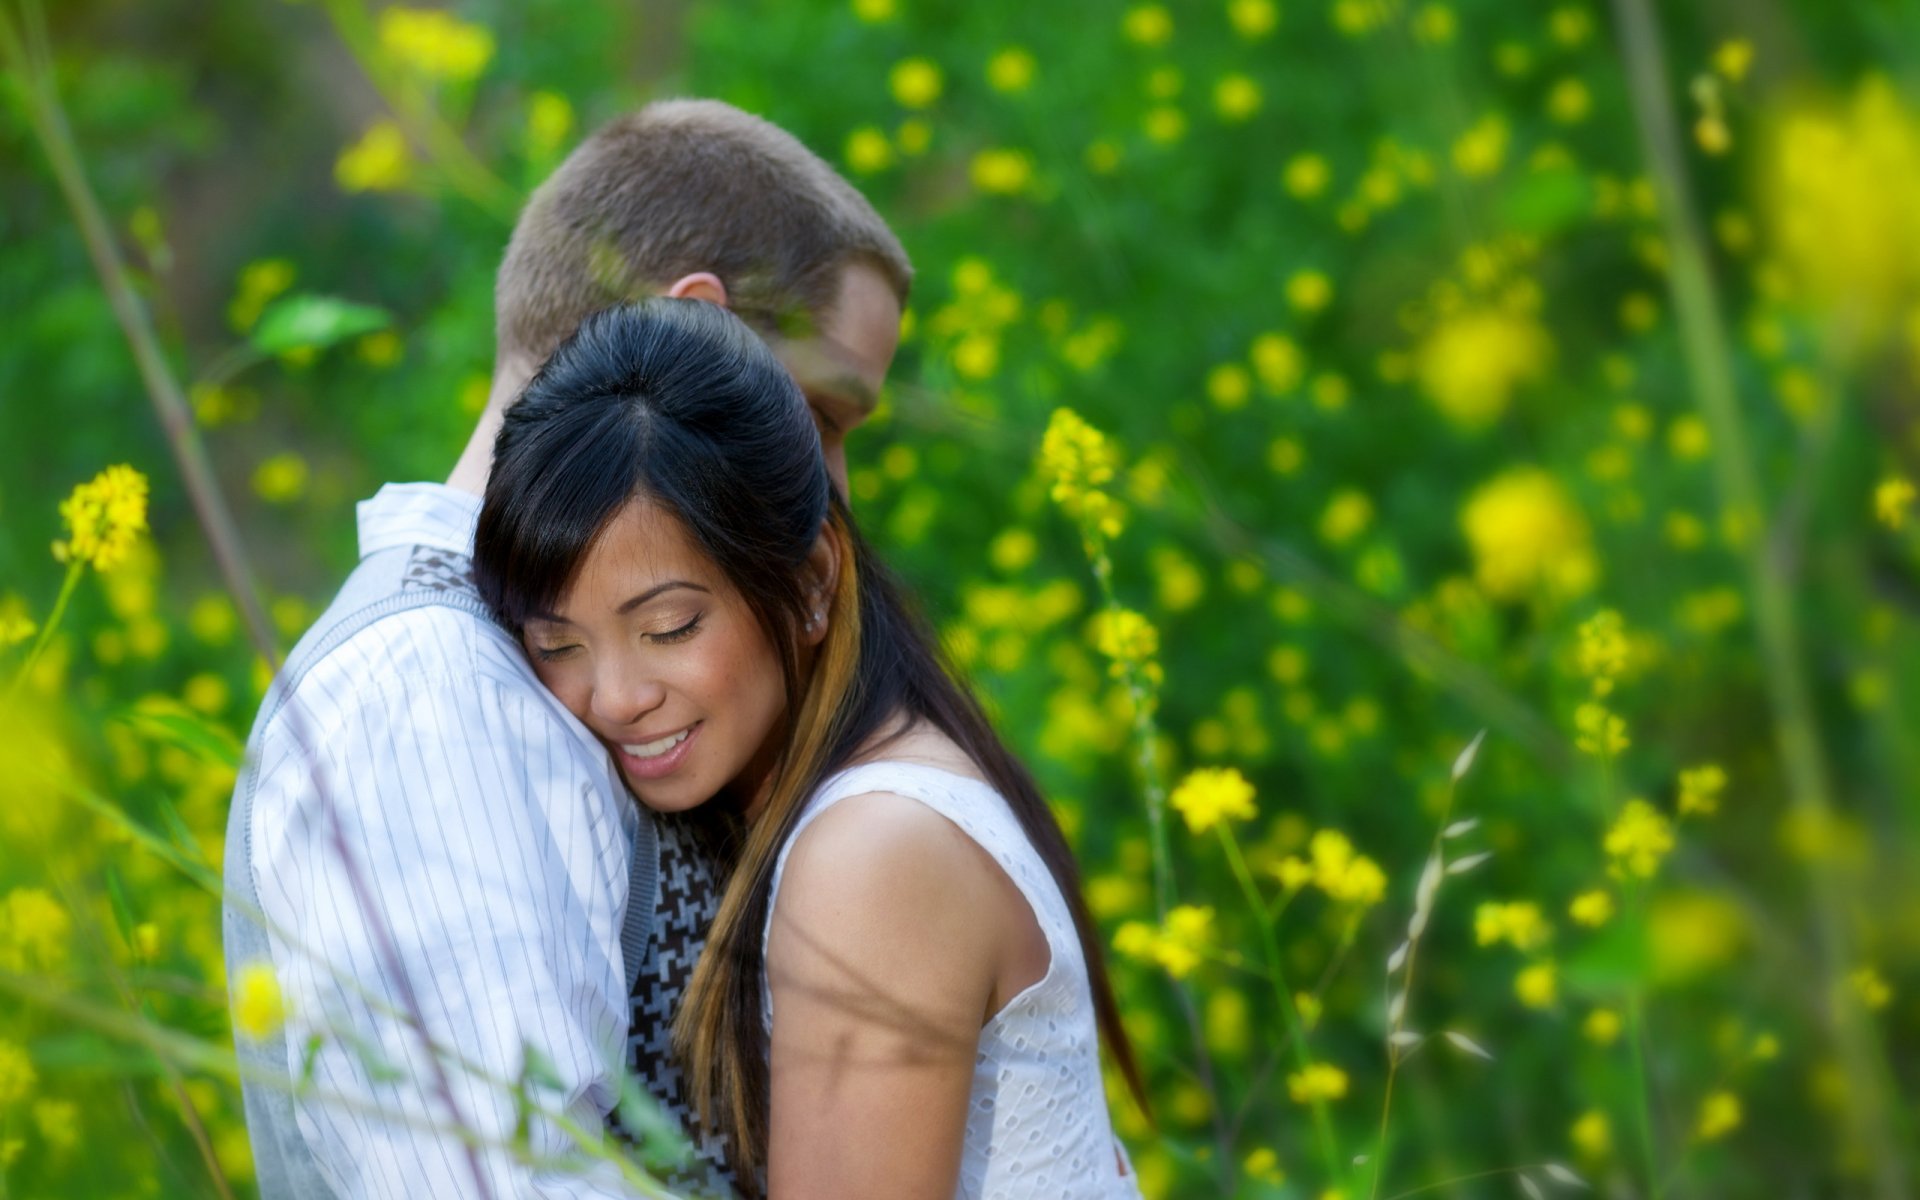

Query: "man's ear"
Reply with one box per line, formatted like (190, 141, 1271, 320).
(664, 272, 729, 307)
(800, 523, 842, 648)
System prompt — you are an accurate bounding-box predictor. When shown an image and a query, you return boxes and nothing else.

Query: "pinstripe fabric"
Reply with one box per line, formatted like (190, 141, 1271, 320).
(229, 484, 653, 1198)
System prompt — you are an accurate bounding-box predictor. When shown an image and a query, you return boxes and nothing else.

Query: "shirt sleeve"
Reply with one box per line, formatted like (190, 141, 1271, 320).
(249, 659, 648, 1199)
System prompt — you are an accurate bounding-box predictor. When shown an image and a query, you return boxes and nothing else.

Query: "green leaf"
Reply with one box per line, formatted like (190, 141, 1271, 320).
(28, 1031, 169, 1077)
(103, 864, 137, 945)
(1498, 167, 1592, 236)
(120, 699, 243, 768)
(1562, 912, 1651, 995)
(250, 294, 391, 354)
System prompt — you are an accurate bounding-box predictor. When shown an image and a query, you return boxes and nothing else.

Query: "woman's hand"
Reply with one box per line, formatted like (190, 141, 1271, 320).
(765, 790, 1026, 1199)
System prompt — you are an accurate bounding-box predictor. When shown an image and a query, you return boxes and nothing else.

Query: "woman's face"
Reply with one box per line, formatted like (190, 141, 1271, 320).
(520, 497, 790, 815)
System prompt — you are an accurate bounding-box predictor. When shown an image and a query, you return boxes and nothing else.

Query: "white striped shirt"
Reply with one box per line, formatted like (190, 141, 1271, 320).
(243, 483, 647, 1197)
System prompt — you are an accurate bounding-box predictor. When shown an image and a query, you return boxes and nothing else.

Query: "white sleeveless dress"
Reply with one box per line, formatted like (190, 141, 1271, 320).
(761, 760, 1142, 1199)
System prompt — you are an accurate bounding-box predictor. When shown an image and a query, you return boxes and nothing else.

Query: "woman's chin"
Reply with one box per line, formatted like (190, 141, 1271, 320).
(623, 776, 713, 815)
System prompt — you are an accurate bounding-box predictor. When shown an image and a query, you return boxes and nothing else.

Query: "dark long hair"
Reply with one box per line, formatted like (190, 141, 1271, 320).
(471, 298, 1144, 1190)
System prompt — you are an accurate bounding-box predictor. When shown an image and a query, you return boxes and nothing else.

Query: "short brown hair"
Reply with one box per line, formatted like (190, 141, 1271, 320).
(495, 99, 911, 366)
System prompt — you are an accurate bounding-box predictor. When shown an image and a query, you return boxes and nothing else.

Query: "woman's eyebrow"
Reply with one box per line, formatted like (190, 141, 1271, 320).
(528, 580, 710, 625)
(617, 580, 710, 614)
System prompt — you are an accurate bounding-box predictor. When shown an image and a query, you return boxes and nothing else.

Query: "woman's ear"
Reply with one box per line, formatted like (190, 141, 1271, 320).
(799, 524, 842, 648)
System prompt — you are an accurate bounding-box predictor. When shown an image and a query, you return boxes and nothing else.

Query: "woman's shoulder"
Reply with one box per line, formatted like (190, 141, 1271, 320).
(769, 786, 1010, 1019)
(779, 782, 1001, 920)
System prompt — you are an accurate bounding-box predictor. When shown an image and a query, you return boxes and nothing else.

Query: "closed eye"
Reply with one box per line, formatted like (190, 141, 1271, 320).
(649, 613, 703, 644)
(531, 642, 579, 663)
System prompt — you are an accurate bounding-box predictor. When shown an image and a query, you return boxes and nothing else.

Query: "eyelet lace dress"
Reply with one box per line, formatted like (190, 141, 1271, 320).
(762, 760, 1142, 1199)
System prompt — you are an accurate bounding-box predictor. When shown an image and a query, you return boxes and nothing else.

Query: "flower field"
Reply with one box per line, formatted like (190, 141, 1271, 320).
(3, 0, 1919, 1196)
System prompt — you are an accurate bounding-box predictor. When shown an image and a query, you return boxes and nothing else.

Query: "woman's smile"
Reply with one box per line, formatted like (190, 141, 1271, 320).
(611, 719, 703, 780)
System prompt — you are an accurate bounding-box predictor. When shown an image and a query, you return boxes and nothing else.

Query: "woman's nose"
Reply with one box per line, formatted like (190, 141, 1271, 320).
(589, 656, 666, 729)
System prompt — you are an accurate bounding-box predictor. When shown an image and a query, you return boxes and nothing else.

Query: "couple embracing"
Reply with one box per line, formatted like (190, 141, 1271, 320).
(223, 100, 1144, 1198)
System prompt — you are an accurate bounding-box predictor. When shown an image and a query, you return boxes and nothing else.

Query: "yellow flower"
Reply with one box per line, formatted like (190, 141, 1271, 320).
(851, 0, 895, 21)
(1583, 1007, 1622, 1045)
(1243, 1146, 1284, 1183)
(0, 609, 33, 648)
(1574, 702, 1630, 756)
(1287, 1062, 1348, 1104)
(1475, 901, 1552, 952)
(1040, 409, 1128, 539)
(1154, 905, 1215, 977)
(1091, 609, 1159, 683)
(1170, 767, 1256, 835)
(1569, 889, 1615, 927)
(1766, 80, 1920, 351)
(1332, 0, 1391, 36)
(1667, 414, 1712, 460)
(970, 148, 1034, 195)
(1576, 610, 1630, 695)
(1547, 78, 1592, 124)
(1214, 74, 1262, 122)
(377, 6, 495, 81)
(253, 452, 310, 506)
(336, 119, 411, 193)
(1284, 153, 1331, 199)
(1251, 332, 1305, 394)
(31, 1098, 78, 1152)
(986, 46, 1036, 93)
(1714, 39, 1754, 83)
(52, 465, 149, 571)
(1452, 114, 1509, 178)
(1295, 991, 1323, 1030)
(1877, 476, 1916, 530)
(844, 126, 894, 175)
(1287, 269, 1332, 312)
(889, 57, 943, 109)
(1143, 105, 1187, 144)
(1312, 833, 1385, 906)
(1570, 1109, 1612, 1158)
(1122, 4, 1173, 46)
(1850, 966, 1893, 1010)
(1515, 961, 1558, 1009)
(234, 961, 289, 1040)
(526, 91, 574, 159)
(1228, 0, 1278, 38)
(897, 119, 932, 156)
(1696, 1090, 1742, 1140)
(1605, 799, 1675, 879)
(1415, 308, 1551, 429)
(1549, 5, 1593, 45)
(1318, 489, 1373, 546)
(1461, 467, 1597, 602)
(228, 258, 295, 331)
(1207, 363, 1253, 410)
(0, 1039, 35, 1105)
(1677, 763, 1727, 816)
(0, 888, 71, 973)
(1273, 855, 1313, 892)
(1414, 3, 1455, 42)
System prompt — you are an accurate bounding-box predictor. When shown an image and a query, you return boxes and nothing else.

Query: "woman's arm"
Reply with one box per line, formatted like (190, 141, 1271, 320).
(765, 790, 1013, 1199)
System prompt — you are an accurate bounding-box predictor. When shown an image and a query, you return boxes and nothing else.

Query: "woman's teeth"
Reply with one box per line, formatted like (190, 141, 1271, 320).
(623, 727, 691, 759)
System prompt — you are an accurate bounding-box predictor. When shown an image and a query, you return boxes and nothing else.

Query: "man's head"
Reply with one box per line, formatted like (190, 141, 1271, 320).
(490, 99, 909, 486)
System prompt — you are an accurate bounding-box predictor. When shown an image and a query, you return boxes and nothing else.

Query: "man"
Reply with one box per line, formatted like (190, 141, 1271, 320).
(223, 98, 908, 1198)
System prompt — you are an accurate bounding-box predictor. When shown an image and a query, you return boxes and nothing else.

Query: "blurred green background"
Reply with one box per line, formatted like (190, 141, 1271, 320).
(4, 0, 1920, 1196)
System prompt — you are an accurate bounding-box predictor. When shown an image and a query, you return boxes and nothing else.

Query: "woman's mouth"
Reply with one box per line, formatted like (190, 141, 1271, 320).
(614, 721, 701, 780)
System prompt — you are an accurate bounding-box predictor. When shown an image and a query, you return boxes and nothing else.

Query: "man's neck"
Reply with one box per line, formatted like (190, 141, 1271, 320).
(447, 362, 531, 496)
(445, 406, 505, 498)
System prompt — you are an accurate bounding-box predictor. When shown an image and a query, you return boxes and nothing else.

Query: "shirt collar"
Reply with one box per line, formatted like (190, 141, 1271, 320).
(356, 482, 483, 559)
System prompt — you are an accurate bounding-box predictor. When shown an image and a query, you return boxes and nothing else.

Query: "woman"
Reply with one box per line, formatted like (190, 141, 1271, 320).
(471, 297, 1144, 1199)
